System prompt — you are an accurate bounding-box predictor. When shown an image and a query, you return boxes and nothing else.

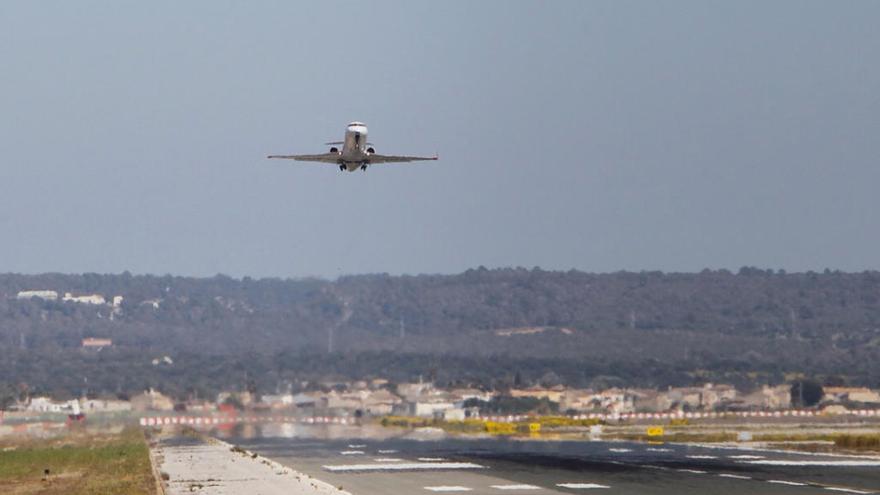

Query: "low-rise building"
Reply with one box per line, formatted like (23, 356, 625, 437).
(597, 388, 635, 413)
(509, 386, 565, 403)
(629, 389, 663, 412)
(16, 290, 58, 301)
(396, 382, 434, 401)
(25, 397, 79, 414)
(261, 394, 295, 409)
(823, 387, 880, 405)
(395, 393, 457, 417)
(325, 391, 363, 410)
(130, 389, 175, 411)
(740, 385, 791, 410)
(80, 398, 132, 413)
(362, 389, 402, 416)
(63, 293, 106, 305)
(448, 388, 495, 404)
(82, 338, 112, 348)
(559, 389, 598, 412)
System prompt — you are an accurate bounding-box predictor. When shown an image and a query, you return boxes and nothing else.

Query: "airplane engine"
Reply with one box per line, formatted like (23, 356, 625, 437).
(366, 147, 375, 154)
(329, 147, 338, 153)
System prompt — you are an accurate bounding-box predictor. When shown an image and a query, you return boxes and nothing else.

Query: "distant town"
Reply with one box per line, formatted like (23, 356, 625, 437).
(5, 379, 880, 424)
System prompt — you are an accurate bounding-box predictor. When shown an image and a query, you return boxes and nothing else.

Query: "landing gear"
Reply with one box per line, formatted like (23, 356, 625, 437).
(360, 162, 368, 171)
(339, 163, 346, 171)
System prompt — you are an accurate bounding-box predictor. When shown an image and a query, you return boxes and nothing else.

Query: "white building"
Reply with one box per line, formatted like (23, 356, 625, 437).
(80, 398, 132, 412)
(25, 397, 80, 414)
(63, 293, 106, 305)
(16, 290, 58, 301)
(261, 394, 295, 408)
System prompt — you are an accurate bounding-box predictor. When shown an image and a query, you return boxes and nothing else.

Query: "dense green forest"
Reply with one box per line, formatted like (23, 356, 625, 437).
(1, 267, 878, 400)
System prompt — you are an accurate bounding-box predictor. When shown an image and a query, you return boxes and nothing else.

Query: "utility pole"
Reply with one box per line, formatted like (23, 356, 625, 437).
(399, 316, 405, 340)
(328, 326, 334, 354)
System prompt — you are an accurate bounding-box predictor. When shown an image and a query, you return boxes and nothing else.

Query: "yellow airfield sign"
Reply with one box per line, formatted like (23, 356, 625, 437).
(646, 426, 665, 437)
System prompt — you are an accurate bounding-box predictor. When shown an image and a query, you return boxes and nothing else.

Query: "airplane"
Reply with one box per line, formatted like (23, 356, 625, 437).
(267, 121, 438, 172)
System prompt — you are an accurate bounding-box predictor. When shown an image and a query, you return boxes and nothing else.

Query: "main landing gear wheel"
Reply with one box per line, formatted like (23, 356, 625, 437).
(360, 162, 368, 171)
(339, 164, 345, 171)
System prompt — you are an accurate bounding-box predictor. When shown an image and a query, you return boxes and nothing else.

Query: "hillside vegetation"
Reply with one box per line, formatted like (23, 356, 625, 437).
(1, 267, 878, 400)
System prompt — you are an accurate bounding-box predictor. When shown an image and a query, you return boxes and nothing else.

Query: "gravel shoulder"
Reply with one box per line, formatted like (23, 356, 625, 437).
(152, 431, 351, 495)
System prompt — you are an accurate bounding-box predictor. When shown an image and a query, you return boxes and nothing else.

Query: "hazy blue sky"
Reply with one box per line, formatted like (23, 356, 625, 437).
(1, 1, 878, 278)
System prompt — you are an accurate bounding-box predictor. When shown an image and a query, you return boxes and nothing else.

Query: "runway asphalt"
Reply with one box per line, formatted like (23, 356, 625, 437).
(227, 429, 880, 495)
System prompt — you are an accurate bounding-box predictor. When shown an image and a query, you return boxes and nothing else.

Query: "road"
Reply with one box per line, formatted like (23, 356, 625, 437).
(227, 429, 880, 495)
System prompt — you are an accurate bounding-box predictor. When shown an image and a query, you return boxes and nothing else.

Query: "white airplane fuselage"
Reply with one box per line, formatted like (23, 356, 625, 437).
(338, 122, 371, 171)
(266, 121, 437, 170)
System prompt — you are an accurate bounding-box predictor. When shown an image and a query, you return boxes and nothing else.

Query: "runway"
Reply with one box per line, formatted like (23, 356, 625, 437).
(228, 431, 880, 495)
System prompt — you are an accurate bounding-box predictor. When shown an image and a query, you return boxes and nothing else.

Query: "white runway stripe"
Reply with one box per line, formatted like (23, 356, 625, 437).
(717, 473, 751, 480)
(768, 480, 808, 486)
(425, 486, 472, 492)
(727, 455, 764, 459)
(677, 469, 707, 474)
(348, 444, 366, 448)
(743, 460, 880, 467)
(378, 449, 398, 454)
(556, 483, 611, 489)
(646, 448, 671, 452)
(824, 487, 873, 494)
(373, 458, 402, 462)
(490, 484, 542, 490)
(608, 448, 631, 453)
(419, 457, 447, 461)
(323, 462, 484, 472)
(686, 455, 718, 459)
(340, 450, 364, 455)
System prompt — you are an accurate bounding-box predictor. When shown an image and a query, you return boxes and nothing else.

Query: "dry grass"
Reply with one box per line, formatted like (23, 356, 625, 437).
(0, 427, 156, 494)
(834, 433, 880, 451)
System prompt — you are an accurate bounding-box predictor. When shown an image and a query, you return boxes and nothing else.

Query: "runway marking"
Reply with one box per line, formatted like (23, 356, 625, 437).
(556, 483, 610, 489)
(378, 449, 399, 454)
(490, 484, 542, 490)
(425, 486, 473, 492)
(608, 448, 632, 453)
(340, 450, 365, 455)
(373, 458, 403, 462)
(677, 469, 707, 474)
(768, 480, 808, 486)
(686, 455, 718, 459)
(742, 460, 880, 467)
(717, 473, 751, 480)
(646, 448, 671, 452)
(348, 444, 366, 448)
(727, 455, 764, 459)
(824, 487, 874, 494)
(323, 462, 484, 472)
(689, 443, 880, 461)
(419, 457, 447, 461)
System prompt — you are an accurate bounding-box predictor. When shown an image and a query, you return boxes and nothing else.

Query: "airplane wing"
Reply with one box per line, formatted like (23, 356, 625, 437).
(367, 154, 439, 164)
(267, 153, 340, 164)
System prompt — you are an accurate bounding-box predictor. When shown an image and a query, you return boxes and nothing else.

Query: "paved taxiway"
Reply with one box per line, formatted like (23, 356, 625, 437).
(229, 432, 880, 495)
